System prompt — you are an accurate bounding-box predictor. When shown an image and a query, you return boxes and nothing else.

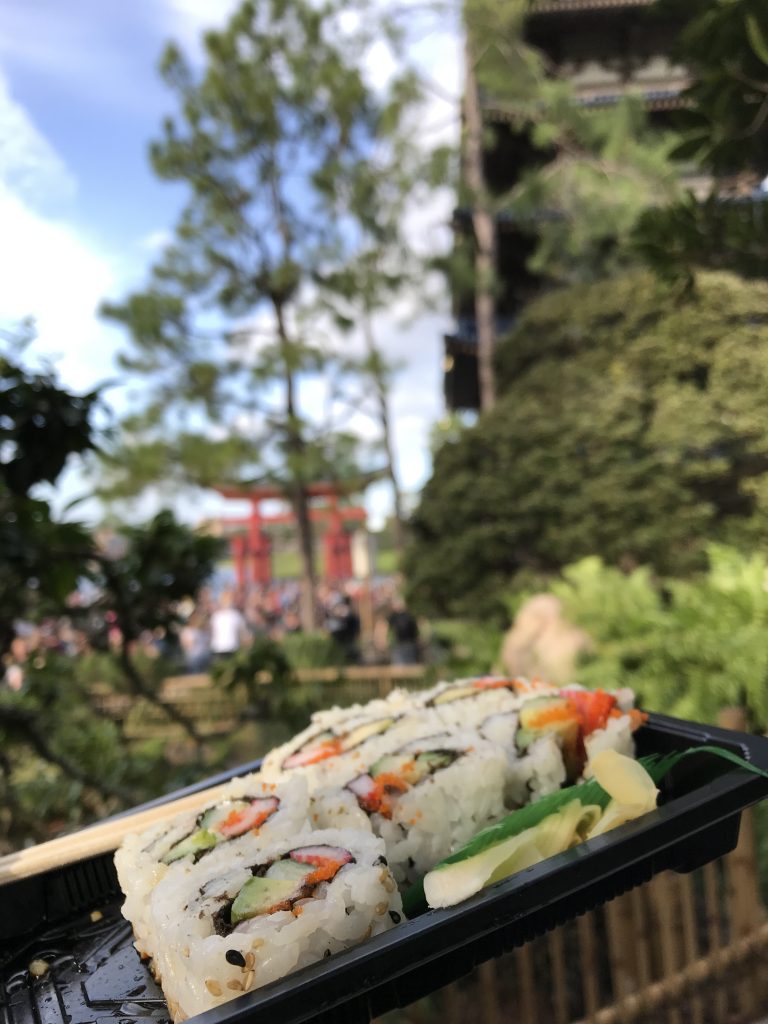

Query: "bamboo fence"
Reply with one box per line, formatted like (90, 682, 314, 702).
(407, 835, 768, 1024)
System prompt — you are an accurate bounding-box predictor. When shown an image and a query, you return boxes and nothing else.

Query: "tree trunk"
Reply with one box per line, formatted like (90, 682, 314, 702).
(361, 309, 406, 556)
(274, 300, 318, 631)
(463, 31, 497, 412)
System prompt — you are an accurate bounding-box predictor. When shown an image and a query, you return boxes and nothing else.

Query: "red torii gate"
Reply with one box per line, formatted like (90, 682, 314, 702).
(213, 477, 377, 589)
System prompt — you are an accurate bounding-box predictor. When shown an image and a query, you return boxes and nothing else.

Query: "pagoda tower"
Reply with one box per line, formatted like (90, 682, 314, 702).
(444, 0, 693, 411)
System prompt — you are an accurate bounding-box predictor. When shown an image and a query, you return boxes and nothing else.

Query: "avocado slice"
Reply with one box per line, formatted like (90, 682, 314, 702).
(230, 875, 305, 924)
(162, 828, 219, 864)
(370, 749, 458, 784)
(415, 750, 457, 773)
(265, 858, 312, 882)
(430, 685, 476, 705)
(342, 717, 395, 750)
(369, 753, 412, 779)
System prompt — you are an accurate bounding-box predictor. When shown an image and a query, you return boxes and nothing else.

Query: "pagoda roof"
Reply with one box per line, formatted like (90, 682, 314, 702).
(484, 88, 691, 124)
(530, 0, 654, 14)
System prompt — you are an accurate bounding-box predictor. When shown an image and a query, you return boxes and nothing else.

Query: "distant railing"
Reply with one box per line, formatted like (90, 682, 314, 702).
(89, 664, 430, 738)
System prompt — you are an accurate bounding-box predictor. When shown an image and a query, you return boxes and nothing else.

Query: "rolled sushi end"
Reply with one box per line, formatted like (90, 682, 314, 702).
(422, 798, 601, 910)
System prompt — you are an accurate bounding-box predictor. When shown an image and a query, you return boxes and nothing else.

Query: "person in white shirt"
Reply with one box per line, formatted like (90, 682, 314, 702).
(210, 591, 247, 660)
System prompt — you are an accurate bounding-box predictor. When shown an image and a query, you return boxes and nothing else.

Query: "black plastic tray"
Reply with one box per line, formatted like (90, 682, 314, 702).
(2, 713, 768, 1024)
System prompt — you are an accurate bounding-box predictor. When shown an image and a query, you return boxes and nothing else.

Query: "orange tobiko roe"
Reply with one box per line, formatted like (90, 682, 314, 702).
(220, 808, 246, 832)
(562, 689, 617, 735)
(371, 772, 411, 817)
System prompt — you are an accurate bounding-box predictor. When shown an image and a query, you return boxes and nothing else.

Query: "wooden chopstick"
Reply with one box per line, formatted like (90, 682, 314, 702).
(0, 780, 235, 888)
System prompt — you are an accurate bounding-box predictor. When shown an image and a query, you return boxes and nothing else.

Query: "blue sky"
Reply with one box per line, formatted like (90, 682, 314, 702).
(0, 0, 460, 528)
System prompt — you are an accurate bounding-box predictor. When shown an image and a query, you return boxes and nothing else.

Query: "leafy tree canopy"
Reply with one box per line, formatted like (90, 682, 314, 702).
(406, 270, 768, 618)
(635, 0, 768, 284)
(0, 334, 99, 651)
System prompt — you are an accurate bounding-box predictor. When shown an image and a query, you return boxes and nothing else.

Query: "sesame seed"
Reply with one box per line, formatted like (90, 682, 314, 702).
(244, 971, 255, 990)
(383, 876, 397, 893)
(375, 902, 388, 916)
(89, 910, 103, 923)
(244, 952, 256, 970)
(28, 960, 49, 978)
(389, 910, 402, 924)
(227, 980, 244, 992)
(225, 949, 246, 968)
(205, 979, 222, 996)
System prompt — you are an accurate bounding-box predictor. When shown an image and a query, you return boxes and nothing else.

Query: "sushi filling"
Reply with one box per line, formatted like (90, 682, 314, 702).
(346, 749, 461, 817)
(282, 717, 397, 770)
(427, 678, 538, 706)
(161, 797, 280, 864)
(212, 846, 355, 934)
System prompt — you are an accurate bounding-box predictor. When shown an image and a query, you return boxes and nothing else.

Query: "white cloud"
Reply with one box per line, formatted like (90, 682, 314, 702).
(0, 70, 117, 392)
(0, 71, 75, 210)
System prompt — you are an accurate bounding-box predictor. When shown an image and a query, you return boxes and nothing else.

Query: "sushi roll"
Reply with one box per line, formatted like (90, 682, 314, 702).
(259, 711, 403, 786)
(260, 708, 449, 791)
(309, 687, 416, 731)
(115, 773, 309, 957)
(145, 828, 401, 1022)
(313, 731, 508, 887)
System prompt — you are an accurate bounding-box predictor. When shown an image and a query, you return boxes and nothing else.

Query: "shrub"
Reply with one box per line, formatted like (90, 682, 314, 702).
(407, 271, 768, 617)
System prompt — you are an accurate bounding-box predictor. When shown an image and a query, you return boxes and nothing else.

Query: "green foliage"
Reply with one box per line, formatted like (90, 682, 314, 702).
(636, 0, 768, 282)
(87, 511, 222, 644)
(0, 351, 99, 497)
(210, 634, 368, 736)
(635, 192, 768, 287)
(506, 98, 682, 285)
(426, 619, 504, 677)
(212, 636, 295, 696)
(0, 338, 98, 652)
(462, 0, 682, 284)
(406, 270, 768, 617)
(660, 0, 768, 176)
(279, 630, 341, 669)
(0, 653, 176, 850)
(551, 547, 768, 731)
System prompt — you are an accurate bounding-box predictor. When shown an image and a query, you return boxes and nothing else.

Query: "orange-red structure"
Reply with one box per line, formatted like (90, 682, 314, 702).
(214, 478, 377, 587)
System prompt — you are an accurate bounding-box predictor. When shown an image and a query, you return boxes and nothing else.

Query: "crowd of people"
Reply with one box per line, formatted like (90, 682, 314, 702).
(176, 578, 421, 672)
(2, 577, 422, 690)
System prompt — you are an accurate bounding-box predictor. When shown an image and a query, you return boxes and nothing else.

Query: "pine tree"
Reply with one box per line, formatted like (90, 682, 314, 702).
(101, 0, 407, 628)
